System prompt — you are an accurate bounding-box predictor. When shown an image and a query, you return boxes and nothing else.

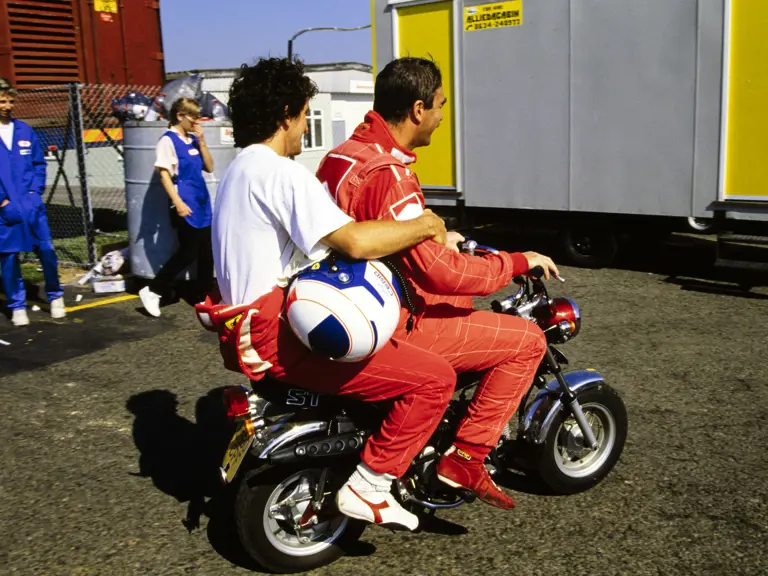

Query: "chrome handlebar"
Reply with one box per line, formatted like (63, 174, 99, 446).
(460, 239, 563, 319)
(459, 240, 499, 256)
(509, 294, 546, 320)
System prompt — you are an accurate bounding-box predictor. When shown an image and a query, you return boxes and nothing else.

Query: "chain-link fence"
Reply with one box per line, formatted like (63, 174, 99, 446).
(15, 85, 88, 265)
(15, 83, 162, 267)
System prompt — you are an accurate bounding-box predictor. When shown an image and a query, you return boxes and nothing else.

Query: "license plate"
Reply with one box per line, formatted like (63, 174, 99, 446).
(221, 422, 254, 484)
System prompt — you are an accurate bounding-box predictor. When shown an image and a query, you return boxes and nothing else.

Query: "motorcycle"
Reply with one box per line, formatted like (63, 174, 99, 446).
(216, 242, 628, 573)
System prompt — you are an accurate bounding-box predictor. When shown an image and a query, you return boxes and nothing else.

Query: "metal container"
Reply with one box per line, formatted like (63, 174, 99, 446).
(372, 0, 768, 220)
(0, 0, 164, 88)
(124, 120, 237, 279)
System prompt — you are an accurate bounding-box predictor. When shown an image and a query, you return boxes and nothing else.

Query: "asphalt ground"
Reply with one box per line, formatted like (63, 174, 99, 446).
(1, 232, 767, 576)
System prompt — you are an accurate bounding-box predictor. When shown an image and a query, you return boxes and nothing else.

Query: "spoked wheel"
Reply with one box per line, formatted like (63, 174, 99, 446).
(235, 466, 366, 574)
(535, 385, 627, 494)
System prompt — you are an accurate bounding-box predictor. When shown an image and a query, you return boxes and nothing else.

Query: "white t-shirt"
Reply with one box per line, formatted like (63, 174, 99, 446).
(212, 144, 353, 305)
(0, 122, 14, 150)
(154, 126, 191, 176)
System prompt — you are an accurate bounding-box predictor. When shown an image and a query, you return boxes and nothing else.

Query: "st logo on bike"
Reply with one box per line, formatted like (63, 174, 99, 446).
(286, 389, 321, 407)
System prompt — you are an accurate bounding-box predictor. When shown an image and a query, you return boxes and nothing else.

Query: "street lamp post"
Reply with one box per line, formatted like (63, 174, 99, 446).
(287, 24, 371, 62)
(285, 24, 371, 160)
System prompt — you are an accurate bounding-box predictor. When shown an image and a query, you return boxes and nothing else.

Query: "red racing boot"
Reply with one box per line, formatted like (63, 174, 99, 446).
(436, 445, 516, 510)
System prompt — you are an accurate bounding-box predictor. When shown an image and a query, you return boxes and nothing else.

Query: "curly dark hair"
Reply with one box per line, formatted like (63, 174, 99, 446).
(373, 57, 442, 124)
(228, 57, 319, 148)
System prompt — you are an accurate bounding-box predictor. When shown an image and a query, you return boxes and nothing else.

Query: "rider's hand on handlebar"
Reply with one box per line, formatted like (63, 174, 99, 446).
(444, 231, 465, 253)
(523, 252, 560, 280)
(421, 209, 447, 247)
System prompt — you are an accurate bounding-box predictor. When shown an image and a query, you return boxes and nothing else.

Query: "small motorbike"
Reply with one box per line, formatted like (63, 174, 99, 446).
(216, 242, 628, 573)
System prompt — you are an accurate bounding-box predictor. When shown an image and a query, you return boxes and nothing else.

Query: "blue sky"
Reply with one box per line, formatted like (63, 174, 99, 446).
(160, 0, 373, 73)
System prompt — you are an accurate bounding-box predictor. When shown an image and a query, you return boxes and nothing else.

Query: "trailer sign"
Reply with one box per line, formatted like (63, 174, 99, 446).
(94, 0, 118, 13)
(464, 1, 522, 32)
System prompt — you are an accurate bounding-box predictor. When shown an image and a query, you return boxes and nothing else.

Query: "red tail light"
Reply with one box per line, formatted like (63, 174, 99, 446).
(223, 386, 250, 419)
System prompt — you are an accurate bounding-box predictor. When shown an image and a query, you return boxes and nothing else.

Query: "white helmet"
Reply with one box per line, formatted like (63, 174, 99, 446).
(285, 256, 403, 362)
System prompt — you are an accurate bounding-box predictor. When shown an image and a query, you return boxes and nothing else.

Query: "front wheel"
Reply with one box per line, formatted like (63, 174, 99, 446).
(235, 465, 366, 574)
(534, 385, 627, 494)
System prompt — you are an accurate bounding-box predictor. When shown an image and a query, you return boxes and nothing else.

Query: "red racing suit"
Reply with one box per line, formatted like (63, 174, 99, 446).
(196, 112, 546, 478)
(315, 111, 547, 465)
(196, 282, 458, 478)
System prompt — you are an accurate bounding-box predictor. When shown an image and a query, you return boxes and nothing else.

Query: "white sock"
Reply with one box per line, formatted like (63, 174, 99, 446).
(350, 462, 395, 489)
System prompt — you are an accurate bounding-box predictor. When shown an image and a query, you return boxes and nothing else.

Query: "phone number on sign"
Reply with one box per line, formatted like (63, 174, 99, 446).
(469, 18, 521, 30)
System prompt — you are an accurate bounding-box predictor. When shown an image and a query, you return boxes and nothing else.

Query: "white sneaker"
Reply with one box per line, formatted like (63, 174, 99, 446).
(50, 297, 66, 319)
(335, 463, 419, 531)
(139, 286, 162, 317)
(11, 309, 30, 327)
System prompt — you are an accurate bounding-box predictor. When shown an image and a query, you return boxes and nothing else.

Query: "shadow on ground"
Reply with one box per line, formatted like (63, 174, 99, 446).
(461, 221, 768, 290)
(125, 386, 477, 571)
(126, 386, 271, 571)
(0, 302, 171, 377)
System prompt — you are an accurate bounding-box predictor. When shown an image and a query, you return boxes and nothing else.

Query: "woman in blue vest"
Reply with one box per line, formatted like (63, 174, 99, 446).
(0, 78, 65, 327)
(139, 97, 214, 317)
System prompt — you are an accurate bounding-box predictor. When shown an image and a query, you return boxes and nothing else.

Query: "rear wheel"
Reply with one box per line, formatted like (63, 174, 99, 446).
(534, 385, 627, 494)
(235, 465, 366, 574)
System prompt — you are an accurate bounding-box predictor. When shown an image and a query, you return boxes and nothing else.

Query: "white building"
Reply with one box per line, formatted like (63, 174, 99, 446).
(176, 62, 374, 175)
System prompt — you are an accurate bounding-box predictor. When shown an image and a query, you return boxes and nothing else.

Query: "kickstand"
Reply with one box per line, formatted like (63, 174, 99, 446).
(183, 495, 205, 532)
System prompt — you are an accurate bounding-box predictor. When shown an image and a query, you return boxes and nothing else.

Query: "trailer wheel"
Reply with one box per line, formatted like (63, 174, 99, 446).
(686, 216, 719, 234)
(559, 226, 618, 268)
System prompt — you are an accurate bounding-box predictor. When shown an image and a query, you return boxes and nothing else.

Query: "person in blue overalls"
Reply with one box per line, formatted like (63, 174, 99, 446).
(0, 78, 65, 327)
(139, 97, 214, 317)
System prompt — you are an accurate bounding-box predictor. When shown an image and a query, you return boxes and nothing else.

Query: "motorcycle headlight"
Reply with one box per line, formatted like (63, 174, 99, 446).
(534, 297, 581, 342)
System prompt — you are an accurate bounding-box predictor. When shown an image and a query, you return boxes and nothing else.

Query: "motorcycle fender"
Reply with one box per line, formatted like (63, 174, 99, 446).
(519, 370, 606, 445)
(219, 419, 329, 485)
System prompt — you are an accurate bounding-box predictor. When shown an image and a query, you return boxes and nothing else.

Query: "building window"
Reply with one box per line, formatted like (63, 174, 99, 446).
(303, 109, 324, 150)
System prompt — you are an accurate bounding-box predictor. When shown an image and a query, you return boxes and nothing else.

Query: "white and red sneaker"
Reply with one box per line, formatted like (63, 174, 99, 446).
(336, 463, 419, 531)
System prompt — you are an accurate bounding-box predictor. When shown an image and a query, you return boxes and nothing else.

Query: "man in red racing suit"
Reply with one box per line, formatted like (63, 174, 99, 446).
(316, 57, 559, 510)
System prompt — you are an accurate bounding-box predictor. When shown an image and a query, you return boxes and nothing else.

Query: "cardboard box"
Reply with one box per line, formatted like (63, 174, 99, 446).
(91, 274, 126, 294)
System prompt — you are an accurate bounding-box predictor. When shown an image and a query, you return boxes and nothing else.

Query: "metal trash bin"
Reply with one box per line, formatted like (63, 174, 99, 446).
(124, 120, 237, 279)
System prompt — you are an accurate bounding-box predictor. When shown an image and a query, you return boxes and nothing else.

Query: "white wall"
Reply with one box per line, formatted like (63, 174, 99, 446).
(297, 93, 374, 174)
(200, 76, 232, 104)
(197, 71, 374, 176)
(295, 93, 332, 176)
(331, 94, 375, 141)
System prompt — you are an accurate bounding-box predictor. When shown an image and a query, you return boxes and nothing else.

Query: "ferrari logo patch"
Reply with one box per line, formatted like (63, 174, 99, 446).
(456, 449, 472, 460)
(224, 313, 243, 331)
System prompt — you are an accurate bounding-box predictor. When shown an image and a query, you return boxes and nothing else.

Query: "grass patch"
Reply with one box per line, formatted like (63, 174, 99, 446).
(44, 232, 128, 266)
(20, 262, 45, 286)
(20, 232, 129, 285)
(20, 262, 87, 286)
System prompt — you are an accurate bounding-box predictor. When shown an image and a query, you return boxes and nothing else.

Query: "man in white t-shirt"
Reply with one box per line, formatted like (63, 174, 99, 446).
(204, 57, 454, 532)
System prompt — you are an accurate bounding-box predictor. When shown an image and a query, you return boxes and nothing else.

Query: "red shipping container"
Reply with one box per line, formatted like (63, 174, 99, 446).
(0, 0, 165, 88)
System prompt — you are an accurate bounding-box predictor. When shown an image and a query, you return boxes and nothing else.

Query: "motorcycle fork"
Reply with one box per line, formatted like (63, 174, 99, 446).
(543, 347, 599, 450)
(296, 467, 330, 530)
